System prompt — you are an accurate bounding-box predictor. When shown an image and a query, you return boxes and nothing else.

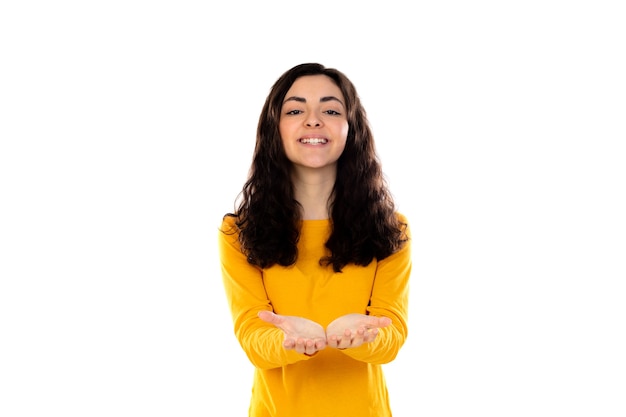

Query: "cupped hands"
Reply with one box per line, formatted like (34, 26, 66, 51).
(258, 311, 392, 355)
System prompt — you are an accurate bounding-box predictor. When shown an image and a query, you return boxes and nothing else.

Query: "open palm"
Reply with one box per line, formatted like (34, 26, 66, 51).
(258, 311, 327, 355)
(326, 313, 392, 349)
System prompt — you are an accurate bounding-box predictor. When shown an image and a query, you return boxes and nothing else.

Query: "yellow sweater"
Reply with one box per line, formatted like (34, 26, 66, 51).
(218, 214, 412, 417)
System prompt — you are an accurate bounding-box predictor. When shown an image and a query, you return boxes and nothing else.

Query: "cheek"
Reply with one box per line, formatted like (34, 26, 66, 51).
(278, 124, 294, 152)
(336, 124, 349, 152)
(279, 119, 296, 139)
(278, 127, 290, 150)
(339, 122, 349, 142)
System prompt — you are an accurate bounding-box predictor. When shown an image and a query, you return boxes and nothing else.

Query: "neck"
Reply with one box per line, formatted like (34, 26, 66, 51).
(291, 166, 336, 220)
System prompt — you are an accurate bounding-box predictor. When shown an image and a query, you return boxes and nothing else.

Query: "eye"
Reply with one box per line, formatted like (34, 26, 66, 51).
(285, 109, 303, 115)
(324, 109, 341, 116)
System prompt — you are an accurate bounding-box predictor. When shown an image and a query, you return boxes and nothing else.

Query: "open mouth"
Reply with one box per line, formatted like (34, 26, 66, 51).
(299, 138, 328, 145)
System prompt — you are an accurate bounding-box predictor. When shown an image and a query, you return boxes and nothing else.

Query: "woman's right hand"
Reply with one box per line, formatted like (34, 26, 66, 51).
(258, 311, 327, 355)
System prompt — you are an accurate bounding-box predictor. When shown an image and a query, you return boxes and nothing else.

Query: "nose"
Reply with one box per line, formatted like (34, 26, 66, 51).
(306, 116, 321, 127)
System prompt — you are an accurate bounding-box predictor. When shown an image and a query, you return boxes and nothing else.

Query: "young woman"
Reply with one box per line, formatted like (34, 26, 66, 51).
(218, 63, 412, 416)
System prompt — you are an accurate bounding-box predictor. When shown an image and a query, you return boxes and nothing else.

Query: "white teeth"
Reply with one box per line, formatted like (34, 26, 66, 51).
(300, 138, 328, 144)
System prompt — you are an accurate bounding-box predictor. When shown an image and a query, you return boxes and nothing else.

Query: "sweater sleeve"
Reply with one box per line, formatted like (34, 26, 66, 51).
(341, 214, 412, 364)
(218, 216, 309, 369)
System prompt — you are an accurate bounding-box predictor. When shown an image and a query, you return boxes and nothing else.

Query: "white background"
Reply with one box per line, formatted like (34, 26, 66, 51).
(1, 1, 625, 416)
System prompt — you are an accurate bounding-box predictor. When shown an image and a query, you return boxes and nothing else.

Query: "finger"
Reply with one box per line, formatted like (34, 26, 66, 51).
(295, 337, 307, 354)
(296, 339, 316, 355)
(283, 338, 296, 349)
(258, 310, 279, 324)
(314, 338, 327, 350)
(304, 340, 318, 355)
(363, 328, 379, 343)
(362, 316, 391, 330)
(327, 334, 339, 349)
(351, 327, 366, 347)
(337, 329, 352, 349)
(377, 317, 392, 327)
(366, 316, 391, 328)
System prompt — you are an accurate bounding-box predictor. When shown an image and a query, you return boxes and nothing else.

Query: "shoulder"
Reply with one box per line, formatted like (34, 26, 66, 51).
(395, 212, 409, 224)
(218, 214, 243, 253)
(394, 212, 411, 241)
(220, 213, 237, 232)
(219, 214, 240, 236)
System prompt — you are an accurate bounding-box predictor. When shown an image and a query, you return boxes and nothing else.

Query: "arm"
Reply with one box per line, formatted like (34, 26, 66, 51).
(218, 217, 319, 369)
(335, 217, 412, 364)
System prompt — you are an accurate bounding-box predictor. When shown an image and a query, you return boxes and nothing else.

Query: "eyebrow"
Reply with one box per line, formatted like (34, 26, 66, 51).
(283, 95, 345, 107)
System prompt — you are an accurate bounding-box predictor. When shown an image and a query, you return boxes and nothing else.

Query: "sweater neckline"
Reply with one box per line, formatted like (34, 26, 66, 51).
(301, 218, 330, 230)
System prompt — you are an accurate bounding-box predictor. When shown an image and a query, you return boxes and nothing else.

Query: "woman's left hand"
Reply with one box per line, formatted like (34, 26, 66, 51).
(326, 313, 392, 349)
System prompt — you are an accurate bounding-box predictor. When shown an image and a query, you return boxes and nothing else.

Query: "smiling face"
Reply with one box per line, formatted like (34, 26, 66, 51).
(279, 75, 349, 174)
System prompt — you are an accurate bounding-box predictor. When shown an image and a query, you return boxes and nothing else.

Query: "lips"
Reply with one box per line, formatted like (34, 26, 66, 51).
(298, 137, 328, 144)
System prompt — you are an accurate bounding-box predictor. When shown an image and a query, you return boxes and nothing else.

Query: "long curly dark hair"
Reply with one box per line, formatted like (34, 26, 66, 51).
(223, 63, 408, 272)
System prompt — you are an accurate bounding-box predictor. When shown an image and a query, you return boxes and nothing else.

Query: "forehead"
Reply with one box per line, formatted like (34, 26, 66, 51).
(285, 75, 344, 100)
